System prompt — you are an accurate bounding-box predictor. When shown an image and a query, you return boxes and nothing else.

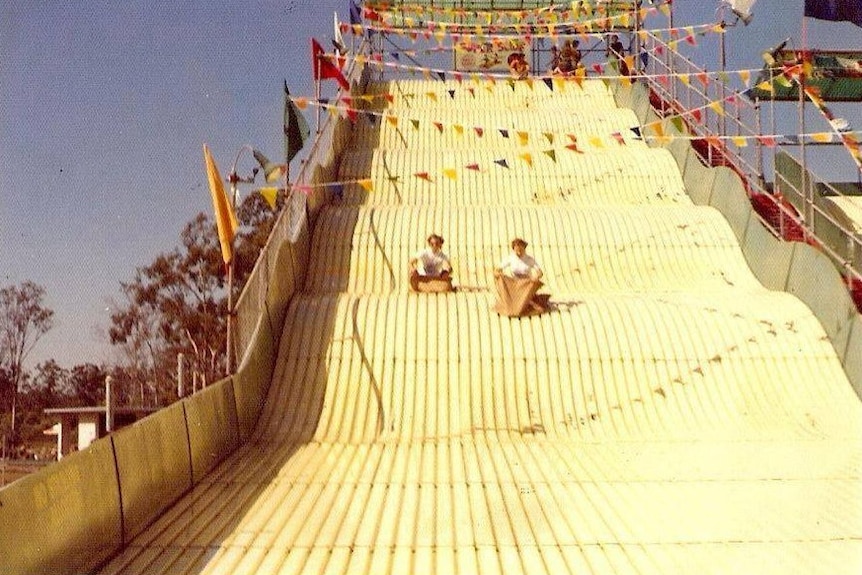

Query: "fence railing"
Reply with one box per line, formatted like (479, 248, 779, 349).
(639, 30, 862, 294)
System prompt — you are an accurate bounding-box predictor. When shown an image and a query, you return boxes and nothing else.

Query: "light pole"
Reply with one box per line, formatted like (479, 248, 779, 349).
(224, 145, 259, 375)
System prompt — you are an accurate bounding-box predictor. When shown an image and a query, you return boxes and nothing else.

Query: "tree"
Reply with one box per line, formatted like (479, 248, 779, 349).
(0, 281, 54, 441)
(108, 192, 279, 403)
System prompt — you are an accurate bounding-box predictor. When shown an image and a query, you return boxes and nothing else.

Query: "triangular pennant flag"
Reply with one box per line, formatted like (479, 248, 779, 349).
(543, 132, 554, 145)
(679, 74, 691, 87)
(436, 71, 447, 82)
(443, 168, 458, 180)
(426, 91, 438, 102)
(357, 179, 374, 192)
(691, 109, 703, 124)
(414, 171, 433, 182)
(611, 132, 626, 146)
(448, 89, 456, 99)
(517, 131, 529, 146)
(386, 115, 398, 127)
(588, 136, 604, 148)
(311, 39, 350, 90)
(542, 149, 557, 162)
(465, 163, 480, 171)
(474, 126, 484, 138)
(453, 124, 465, 136)
(630, 126, 642, 139)
(709, 100, 726, 117)
(731, 136, 748, 147)
(542, 77, 554, 91)
(433, 122, 444, 133)
(811, 132, 833, 143)
(756, 80, 775, 93)
(256, 186, 279, 210)
(411, 119, 420, 131)
(671, 116, 685, 133)
(494, 158, 510, 169)
(499, 129, 510, 139)
(519, 152, 533, 167)
(284, 82, 310, 164)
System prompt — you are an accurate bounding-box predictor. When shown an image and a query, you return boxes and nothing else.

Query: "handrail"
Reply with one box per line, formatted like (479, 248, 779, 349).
(639, 30, 862, 295)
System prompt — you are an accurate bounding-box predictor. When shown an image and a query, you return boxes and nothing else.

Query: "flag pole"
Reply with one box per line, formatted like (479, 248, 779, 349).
(315, 56, 322, 133)
(225, 144, 254, 375)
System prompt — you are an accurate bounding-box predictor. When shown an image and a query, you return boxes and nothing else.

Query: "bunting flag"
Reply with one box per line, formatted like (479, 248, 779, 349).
(256, 186, 280, 210)
(443, 168, 458, 180)
(358, 179, 374, 192)
(494, 158, 510, 169)
(252, 149, 286, 183)
(312, 38, 350, 90)
(349, 0, 362, 26)
(202, 144, 239, 265)
(543, 149, 557, 162)
(284, 82, 310, 165)
(804, 0, 862, 27)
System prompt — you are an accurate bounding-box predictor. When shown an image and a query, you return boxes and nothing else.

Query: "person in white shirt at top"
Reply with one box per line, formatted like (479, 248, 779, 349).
(409, 233, 453, 291)
(495, 237, 542, 281)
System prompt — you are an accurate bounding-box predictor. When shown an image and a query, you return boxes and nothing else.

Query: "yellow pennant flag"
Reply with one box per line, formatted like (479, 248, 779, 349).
(660, 3, 671, 16)
(358, 179, 374, 192)
(679, 74, 690, 86)
(810, 132, 833, 143)
(553, 76, 566, 92)
(517, 131, 529, 146)
(203, 144, 238, 265)
(588, 136, 604, 148)
(519, 152, 533, 167)
(426, 91, 438, 102)
(257, 186, 279, 210)
(731, 136, 747, 148)
(709, 100, 726, 116)
(738, 70, 751, 86)
(453, 124, 465, 136)
(443, 168, 458, 180)
(756, 80, 774, 93)
(386, 115, 398, 127)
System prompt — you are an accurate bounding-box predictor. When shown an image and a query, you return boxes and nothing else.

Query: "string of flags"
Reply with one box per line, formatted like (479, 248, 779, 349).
(366, 3, 661, 33)
(289, 129, 862, 196)
(288, 92, 861, 152)
(778, 62, 862, 169)
(362, 0, 673, 28)
(341, 16, 720, 44)
(326, 49, 758, 89)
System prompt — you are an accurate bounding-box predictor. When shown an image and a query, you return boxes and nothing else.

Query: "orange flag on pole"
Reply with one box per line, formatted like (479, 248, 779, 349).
(203, 144, 238, 265)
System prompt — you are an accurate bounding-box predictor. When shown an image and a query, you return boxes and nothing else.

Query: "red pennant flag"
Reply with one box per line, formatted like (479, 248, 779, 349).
(696, 72, 709, 87)
(474, 127, 484, 138)
(465, 163, 480, 171)
(415, 171, 433, 182)
(433, 122, 444, 133)
(691, 109, 703, 124)
(612, 132, 626, 145)
(757, 136, 777, 148)
(312, 39, 350, 90)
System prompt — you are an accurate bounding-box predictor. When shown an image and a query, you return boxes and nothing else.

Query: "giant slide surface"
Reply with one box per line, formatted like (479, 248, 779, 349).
(98, 79, 862, 574)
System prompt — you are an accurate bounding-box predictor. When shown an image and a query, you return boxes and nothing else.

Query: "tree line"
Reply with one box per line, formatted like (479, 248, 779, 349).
(1, 193, 280, 455)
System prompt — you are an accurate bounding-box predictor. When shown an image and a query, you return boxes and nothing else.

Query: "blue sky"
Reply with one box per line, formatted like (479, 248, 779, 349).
(1, 1, 859, 368)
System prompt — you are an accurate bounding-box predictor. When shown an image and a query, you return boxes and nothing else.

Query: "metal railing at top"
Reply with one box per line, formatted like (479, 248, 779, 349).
(638, 30, 862, 293)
